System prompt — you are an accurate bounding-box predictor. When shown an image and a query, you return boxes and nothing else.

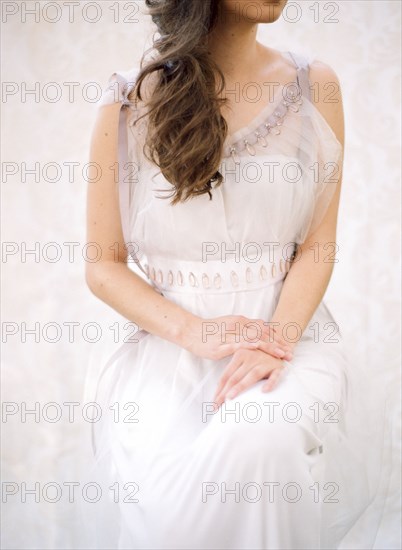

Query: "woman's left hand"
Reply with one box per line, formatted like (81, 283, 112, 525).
(213, 348, 286, 408)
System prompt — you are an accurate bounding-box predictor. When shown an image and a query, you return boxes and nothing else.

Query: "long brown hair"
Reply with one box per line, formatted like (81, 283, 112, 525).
(130, 0, 227, 204)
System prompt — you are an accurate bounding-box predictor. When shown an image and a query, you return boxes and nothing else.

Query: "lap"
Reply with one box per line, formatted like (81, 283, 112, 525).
(108, 330, 346, 466)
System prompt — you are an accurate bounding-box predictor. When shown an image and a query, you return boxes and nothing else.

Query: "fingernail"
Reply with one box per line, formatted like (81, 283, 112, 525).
(274, 348, 285, 357)
(226, 390, 236, 400)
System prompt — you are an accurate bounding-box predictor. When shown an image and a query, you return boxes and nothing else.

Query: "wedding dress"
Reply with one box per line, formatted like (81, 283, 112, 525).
(83, 51, 391, 549)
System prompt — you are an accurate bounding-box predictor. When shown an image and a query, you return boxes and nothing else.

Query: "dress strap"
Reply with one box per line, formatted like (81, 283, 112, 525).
(284, 52, 312, 169)
(99, 70, 148, 277)
(286, 51, 311, 101)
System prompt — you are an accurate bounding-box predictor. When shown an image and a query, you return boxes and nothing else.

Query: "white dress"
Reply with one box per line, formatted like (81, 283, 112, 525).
(84, 51, 390, 549)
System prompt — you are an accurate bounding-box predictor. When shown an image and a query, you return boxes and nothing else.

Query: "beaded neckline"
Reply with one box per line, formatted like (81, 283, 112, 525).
(223, 81, 303, 163)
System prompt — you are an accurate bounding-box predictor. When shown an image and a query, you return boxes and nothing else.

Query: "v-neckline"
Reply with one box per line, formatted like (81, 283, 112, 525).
(222, 51, 299, 148)
(222, 83, 291, 146)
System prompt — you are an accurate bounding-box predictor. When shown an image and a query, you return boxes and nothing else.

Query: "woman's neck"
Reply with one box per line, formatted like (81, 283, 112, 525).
(207, 21, 279, 86)
(207, 22, 260, 80)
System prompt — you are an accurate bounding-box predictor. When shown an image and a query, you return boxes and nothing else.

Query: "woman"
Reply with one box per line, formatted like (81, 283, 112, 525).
(85, 1, 388, 548)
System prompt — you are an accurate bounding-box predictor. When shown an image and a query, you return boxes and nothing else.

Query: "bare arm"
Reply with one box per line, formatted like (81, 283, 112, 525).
(212, 62, 346, 404)
(85, 101, 197, 346)
(268, 61, 345, 349)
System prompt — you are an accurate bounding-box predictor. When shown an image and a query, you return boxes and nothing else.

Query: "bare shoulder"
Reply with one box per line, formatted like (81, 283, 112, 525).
(91, 101, 122, 147)
(308, 59, 345, 146)
(308, 58, 342, 98)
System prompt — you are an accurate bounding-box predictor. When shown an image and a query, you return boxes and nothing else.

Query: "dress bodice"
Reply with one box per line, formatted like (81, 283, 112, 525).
(97, 51, 343, 295)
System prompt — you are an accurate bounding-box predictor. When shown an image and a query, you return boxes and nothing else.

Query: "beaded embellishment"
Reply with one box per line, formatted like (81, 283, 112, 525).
(143, 257, 295, 290)
(226, 84, 303, 165)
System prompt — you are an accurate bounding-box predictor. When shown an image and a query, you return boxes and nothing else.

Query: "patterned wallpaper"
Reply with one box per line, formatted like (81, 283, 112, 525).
(2, 1, 400, 548)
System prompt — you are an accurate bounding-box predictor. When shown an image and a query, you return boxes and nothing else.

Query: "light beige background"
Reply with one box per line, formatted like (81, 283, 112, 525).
(2, 1, 401, 548)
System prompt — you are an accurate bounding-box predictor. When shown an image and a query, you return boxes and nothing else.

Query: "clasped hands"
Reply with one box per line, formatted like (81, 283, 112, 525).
(183, 315, 295, 408)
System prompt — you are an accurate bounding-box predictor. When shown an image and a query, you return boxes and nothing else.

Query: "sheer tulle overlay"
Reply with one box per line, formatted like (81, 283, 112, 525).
(82, 52, 391, 549)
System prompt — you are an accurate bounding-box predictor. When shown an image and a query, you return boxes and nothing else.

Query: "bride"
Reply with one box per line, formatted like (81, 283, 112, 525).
(84, 1, 389, 548)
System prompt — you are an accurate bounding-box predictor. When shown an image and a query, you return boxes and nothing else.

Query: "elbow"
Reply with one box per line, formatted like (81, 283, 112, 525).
(85, 263, 105, 298)
(85, 259, 128, 299)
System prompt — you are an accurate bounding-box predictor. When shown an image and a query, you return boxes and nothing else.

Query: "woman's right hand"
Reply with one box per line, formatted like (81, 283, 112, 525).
(180, 315, 294, 362)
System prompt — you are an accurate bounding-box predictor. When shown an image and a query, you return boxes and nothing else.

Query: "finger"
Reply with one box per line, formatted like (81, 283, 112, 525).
(270, 336, 295, 358)
(252, 339, 292, 360)
(223, 365, 269, 401)
(260, 339, 293, 360)
(217, 340, 259, 360)
(214, 364, 246, 403)
(284, 350, 293, 361)
(248, 325, 293, 358)
(265, 336, 294, 358)
(260, 326, 294, 352)
(213, 352, 244, 401)
(261, 366, 285, 392)
(215, 364, 251, 406)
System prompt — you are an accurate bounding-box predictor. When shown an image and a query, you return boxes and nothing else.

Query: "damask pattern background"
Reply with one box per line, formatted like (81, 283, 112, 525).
(2, 1, 401, 548)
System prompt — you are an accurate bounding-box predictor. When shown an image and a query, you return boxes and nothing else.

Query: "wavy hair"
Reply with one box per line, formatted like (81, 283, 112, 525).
(130, 0, 227, 204)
